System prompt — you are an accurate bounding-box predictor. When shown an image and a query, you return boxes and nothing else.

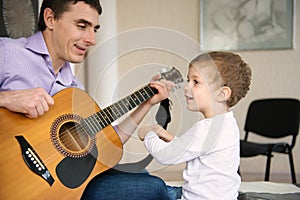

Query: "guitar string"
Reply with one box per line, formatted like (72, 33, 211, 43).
(53, 75, 181, 150)
(48, 73, 181, 154)
(42, 99, 135, 163)
(41, 73, 182, 165)
(52, 86, 155, 154)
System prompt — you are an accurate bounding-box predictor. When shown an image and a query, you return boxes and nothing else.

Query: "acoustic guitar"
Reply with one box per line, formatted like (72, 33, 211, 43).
(0, 67, 183, 200)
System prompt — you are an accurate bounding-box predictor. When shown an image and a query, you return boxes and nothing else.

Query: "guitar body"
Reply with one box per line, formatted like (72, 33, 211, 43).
(0, 88, 123, 199)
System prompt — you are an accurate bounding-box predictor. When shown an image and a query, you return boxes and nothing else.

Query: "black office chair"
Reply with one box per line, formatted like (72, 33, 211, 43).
(240, 98, 300, 183)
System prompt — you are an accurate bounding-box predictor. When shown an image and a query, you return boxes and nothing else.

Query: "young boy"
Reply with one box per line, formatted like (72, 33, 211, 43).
(138, 51, 252, 199)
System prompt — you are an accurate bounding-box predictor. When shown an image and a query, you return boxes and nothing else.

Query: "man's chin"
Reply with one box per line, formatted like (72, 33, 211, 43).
(71, 55, 86, 63)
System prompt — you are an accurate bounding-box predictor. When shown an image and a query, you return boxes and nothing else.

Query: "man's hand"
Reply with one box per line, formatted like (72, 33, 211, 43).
(148, 74, 175, 106)
(113, 73, 175, 144)
(0, 88, 54, 118)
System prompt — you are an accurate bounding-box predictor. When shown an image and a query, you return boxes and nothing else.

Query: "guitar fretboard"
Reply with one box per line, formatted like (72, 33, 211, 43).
(81, 85, 157, 135)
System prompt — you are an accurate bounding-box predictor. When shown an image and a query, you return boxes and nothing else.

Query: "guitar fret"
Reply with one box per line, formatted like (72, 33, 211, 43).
(82, 119, 94, 135)
(88, 117, 99, 133)
(102, 108, 113, 123)
(135, 90, 146, 102)
(91, 115, 102, 131)
(100, 111, 111, 127)
(84, 86, 158, 135)
(96, 113, 106, 128)
(145, 86, 156, 96)
(124, 96, 134, 110)
(103, 107, 115, 122)
(134, 93, 142, 104)
(80, 67, 183, 136)
(107, 106, 114, 120)
(129, 93, 139, 107)
(140, 88, 151, 99)
(111, 105, 122, 120)
(119, 99, 130, 114)
(126, 95, 136, 109)
(115, 102, 126, 116)
(94, 113, 104, 129)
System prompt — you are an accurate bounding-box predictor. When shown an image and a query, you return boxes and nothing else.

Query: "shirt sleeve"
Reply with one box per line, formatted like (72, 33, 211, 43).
(144, 115, 226, 165)
(0, 38, 5, 85)
(144, 122, 208, 165)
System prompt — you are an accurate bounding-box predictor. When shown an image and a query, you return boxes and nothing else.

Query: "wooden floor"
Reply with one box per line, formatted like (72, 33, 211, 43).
(153, 169, 299, 184)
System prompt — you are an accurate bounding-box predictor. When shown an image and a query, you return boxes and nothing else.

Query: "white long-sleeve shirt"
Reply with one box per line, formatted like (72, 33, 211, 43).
(144, 111, 241, 200)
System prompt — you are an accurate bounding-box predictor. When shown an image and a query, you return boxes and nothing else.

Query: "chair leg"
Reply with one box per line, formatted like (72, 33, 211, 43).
(265, 153, 272, 181)
(288, 150, 297, 184)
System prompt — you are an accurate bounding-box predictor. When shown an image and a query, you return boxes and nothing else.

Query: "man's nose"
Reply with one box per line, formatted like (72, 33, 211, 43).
(85, 30, 96, 46)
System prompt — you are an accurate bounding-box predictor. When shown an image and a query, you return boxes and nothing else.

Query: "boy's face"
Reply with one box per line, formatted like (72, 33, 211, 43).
(184, 66, 218, 118)
(47, 2, 100, 64)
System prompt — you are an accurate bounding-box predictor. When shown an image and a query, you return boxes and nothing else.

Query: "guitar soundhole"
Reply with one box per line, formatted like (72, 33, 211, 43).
(51, 114, 95, 158)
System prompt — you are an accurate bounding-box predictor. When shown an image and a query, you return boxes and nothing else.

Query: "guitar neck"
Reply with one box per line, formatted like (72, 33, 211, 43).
(82, 85, 157, 135)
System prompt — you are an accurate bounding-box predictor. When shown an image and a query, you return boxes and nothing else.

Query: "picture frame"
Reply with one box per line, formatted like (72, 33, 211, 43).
(200, 0, 294, 51)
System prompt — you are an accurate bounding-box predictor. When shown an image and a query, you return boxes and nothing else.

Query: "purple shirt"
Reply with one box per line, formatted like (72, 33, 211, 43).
(0, 31, 84, 96)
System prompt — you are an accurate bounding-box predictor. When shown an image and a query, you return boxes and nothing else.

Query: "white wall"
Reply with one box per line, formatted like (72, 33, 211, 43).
(84, 0, 300, 182)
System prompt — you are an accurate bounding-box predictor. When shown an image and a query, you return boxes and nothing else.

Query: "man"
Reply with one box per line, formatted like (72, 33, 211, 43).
(0, 0, 173, 199)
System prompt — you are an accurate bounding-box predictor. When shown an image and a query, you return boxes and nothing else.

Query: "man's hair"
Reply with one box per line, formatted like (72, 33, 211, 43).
(38, 0, 102, 31)
(190, 51, 252, 107)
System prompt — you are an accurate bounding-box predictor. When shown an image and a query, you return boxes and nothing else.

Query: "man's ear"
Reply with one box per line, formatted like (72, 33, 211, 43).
(43, 8, 55, 30)
(216, 86, 232, 103)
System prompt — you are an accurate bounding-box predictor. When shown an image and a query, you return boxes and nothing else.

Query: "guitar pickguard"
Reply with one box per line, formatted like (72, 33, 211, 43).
(56, 146, 98, 188)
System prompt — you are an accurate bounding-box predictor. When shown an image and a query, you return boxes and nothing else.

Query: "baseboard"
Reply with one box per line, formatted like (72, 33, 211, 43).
(240, 172, 300, 183)
(153, 170, 300, 184)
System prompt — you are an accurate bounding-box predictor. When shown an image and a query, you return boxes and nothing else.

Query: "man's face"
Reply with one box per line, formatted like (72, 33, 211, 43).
(49, 2, 100, 64)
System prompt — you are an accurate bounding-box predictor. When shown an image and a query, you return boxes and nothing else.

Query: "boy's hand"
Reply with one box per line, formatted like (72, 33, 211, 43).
(138, 126, 154, 141)
(138, 125, 174, 142)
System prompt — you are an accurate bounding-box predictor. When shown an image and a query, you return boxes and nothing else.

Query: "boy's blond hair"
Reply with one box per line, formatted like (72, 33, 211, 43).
(190, 51, 252, 107)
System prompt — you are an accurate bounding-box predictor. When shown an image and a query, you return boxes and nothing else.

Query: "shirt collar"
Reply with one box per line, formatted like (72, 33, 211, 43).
(25, 31, 49, 55)
(57, 62, 74, 84)
(25, 31, 76, 87)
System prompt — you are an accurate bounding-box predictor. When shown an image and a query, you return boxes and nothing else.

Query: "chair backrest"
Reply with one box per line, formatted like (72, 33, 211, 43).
(244, 98, 300, 140)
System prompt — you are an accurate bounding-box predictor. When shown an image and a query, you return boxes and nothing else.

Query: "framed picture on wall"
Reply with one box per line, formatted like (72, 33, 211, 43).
(200, 0, 294, 51)
(0, 0, 39, 38)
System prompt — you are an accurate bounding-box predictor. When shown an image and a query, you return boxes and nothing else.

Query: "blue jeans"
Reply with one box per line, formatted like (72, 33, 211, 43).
(167, 186, 182, 200)
(81, 169, 182, 200)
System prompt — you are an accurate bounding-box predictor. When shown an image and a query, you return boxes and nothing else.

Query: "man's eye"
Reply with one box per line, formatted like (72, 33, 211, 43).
(77, 24, 86, 29)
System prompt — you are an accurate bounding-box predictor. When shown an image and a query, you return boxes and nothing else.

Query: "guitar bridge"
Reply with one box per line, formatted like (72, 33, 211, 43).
(15, 136, 54, 186)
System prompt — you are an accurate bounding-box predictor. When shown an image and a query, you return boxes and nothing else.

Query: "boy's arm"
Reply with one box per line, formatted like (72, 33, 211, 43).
(116, 77, 175, 144)
(138, 125, 174, 142)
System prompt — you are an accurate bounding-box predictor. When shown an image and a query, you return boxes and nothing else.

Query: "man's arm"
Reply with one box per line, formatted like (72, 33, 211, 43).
(115, 77, 175, 144)
(0, 88, 54, 118)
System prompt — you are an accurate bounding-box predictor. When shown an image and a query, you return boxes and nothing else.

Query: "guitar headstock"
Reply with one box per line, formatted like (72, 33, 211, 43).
(159, 67, 184, 89)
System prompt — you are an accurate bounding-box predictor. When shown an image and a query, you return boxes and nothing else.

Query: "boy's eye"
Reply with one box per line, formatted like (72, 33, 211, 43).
(193, 80, 199, 85)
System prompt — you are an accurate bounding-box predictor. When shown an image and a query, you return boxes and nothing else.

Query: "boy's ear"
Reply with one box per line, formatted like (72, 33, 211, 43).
(216, 86, 232, 103)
